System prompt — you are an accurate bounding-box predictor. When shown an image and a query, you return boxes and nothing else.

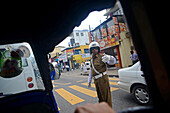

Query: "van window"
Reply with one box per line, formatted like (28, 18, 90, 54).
(85, 62, 89, 65)
(0, 42, 45, 97)
(22, 58, 28, 67)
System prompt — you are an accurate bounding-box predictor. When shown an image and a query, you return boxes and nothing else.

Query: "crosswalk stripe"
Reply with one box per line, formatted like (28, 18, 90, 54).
(55, 88, 85, 105)
(53, 84, 58, 87)
(76, 80, 83, 82)
(109, 77, 119, 81)
(110, 81, 118, 86)
(53, 82, 71, 85)
(58, 107, 60, 111)
(110, 87, 119, 92)
(69, 85, 97, 97)
(81, 82, 96, 88)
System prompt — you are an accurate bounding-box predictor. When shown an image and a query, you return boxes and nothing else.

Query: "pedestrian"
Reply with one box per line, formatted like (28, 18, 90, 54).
(49, 63, 55, 80)
(81, 62, 84, 75)
(129, 50, 138, 65)
(83, 62, 87, 74)
(65, 65, 70, 71)
(88, 41, 116, 107)
(74, 62, 77, 69)
(81, 62, 87, 75)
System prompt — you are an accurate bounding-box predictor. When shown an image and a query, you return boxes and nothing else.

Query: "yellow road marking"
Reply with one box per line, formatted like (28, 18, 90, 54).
(55, 88, 85, 105)
(110, 87, 119, 92)
(53, 82, 62, 85)
(109, 77, 119, 81)
(110, 82, 118, 86)
(76, 80, 83, 82)
(64, 83, 71, 85)
(81, 82, 96, 88)
(53, 84, 58, 87)
(53, 82, 71, 85)
(58, 107, 60, 111)
(69, 85, 97, 97)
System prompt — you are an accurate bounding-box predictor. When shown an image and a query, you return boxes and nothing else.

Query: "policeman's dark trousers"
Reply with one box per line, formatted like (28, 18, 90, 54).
(94, 75, 112, 107)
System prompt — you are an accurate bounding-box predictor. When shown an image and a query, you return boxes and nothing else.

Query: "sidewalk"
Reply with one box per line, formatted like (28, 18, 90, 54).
(107, 67, 119, 77)
(61, 67, 119, 77)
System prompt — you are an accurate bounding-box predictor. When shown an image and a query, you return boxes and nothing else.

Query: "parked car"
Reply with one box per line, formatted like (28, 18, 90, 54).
(118, 61, 151, 105)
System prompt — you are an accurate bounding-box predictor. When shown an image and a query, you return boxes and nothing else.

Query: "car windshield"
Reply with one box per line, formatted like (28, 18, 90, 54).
(0, 42, 45, 97)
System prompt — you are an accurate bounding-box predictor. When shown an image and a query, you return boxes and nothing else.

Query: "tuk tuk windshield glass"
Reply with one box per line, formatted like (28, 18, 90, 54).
(0, 42, 45, 97)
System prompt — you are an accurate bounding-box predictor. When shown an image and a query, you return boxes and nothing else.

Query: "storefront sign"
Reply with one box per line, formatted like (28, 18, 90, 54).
(73, 55, 82, 61)
(59, 51, 68, 62)
(119, 23, 127, 32)
(97, 33, 119, 49)
(81, 53, 90, 58)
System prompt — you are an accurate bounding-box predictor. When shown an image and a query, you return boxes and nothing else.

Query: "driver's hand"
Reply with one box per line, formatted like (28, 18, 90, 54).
(74, 102, 115, 113)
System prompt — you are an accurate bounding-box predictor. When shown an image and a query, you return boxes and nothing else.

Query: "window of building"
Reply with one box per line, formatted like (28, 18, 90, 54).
(22, 58, 28, 67)
(81, 33, 84, 36)
(74, 49, 81, 55)
(76, 33, 79, 36)
(84, 49, 90, 53)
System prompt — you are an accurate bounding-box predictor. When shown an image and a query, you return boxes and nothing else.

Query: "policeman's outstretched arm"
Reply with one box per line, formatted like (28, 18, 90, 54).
(102, 54, 116, 65)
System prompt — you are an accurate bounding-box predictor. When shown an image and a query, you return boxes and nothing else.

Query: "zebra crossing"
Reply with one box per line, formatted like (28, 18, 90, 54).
(53, 77, 119, 110)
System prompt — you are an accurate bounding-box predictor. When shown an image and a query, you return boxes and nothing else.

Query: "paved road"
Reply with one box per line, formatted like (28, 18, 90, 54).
(53, 69, 140, 113)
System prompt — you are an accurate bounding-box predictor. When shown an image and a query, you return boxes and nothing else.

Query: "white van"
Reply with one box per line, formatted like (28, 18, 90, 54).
(0, 43, 44, 96)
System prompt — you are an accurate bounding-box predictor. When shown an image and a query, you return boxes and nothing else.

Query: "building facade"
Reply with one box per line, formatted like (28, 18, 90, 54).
(50, 46, 65, 59)
(88, 1, 134, 67)
(61, 45, 91, 69)
(70, 30, 89, 46)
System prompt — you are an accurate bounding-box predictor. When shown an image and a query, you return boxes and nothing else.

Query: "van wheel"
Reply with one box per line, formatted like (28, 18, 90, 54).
(132, 84, 151, 105)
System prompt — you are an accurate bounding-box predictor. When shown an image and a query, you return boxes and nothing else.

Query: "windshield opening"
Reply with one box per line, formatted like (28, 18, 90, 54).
(48, 1, 152, 112)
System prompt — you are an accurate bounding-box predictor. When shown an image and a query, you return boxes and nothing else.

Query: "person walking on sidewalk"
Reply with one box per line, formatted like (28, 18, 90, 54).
(88, 42, 116, 107)
(129, 50, 138, 65)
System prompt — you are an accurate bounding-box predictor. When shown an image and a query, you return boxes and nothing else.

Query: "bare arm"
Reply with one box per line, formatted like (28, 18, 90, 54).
(74, 102, 116, 113)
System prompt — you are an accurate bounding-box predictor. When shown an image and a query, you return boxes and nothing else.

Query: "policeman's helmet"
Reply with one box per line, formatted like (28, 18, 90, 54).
(89, 41, 100, 54)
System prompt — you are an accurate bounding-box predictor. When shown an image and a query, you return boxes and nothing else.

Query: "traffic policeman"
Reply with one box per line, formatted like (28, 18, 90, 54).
(88, 41, 116, 107)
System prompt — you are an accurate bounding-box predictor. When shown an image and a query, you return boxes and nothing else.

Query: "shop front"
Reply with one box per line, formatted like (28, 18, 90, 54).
(89, 16, 125, 67)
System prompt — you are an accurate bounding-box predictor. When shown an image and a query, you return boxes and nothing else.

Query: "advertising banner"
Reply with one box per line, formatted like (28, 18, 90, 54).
(98, 34, 119, 49)
(107, 20, 115, 36)
(113, 17, 118, 24)
(119, 23, 127, 32)
(59, 51, 68, 62)
(101, 24, 107, 37)
(81, 53, 90, 58)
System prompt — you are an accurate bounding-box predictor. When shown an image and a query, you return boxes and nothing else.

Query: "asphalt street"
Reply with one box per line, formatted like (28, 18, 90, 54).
(52, 69, 140, 113)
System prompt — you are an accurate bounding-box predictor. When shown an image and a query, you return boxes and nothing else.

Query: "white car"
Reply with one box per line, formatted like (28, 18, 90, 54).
(118, 61, 151, 105)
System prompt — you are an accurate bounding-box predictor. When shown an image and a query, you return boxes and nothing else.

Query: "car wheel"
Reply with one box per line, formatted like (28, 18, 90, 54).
(132, 84, 151, 105)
